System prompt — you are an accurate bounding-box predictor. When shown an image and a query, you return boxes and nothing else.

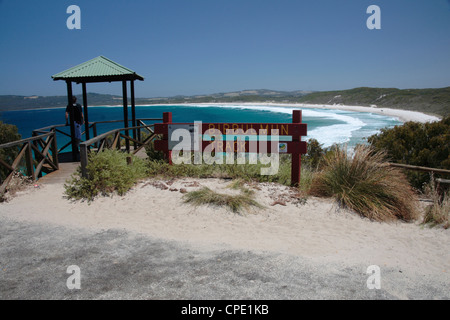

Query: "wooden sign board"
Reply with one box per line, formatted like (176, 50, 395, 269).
(154, 110, 308, 186)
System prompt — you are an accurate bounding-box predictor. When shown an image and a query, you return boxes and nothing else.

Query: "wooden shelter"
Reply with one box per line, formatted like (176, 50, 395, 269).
(52, 56, 144, 161)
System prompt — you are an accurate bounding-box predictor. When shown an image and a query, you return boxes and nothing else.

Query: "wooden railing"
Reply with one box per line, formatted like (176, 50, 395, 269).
(388, 163, 450, 201)
(79, 122, 161, 178)
(32, 124, 72, 154)
(388, 163, 450, 175)
(0, 118, 163, 193)
(0, 131, 58, 194)
(32, 118, 163, 153)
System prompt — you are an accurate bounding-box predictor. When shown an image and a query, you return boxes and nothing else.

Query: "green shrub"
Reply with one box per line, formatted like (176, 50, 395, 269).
(303, 138, 325, 169)
(144, 133, 165, 161)
(64, 149, 147, 201)
(309, 144, 419, 222)
(0, 121, 22, 181)
(368, 117, 450, 189)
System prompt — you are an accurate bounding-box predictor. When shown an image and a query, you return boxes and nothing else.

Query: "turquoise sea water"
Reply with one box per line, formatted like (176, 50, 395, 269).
(0, 104, 402, 150)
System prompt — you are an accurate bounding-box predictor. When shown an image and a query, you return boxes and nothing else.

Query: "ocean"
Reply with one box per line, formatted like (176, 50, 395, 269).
(0, 104, 402, 150)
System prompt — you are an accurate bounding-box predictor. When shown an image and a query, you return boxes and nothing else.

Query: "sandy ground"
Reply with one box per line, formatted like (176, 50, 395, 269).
(0, 177, 449, 299)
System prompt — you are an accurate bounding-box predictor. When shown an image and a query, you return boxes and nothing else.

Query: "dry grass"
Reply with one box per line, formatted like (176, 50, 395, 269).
(182, 185, 263, 214)
(422, 181, 449, 229)
(309, 144, 419, 222)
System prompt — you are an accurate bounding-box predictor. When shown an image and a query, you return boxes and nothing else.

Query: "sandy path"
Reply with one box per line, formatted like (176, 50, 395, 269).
(1, 177, 448, 279)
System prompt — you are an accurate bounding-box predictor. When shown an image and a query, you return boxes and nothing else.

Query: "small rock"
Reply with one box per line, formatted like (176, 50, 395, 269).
(166, 179, 176, 186)
(180, 188, 188, 194)
(271, 200, 286, 206)
(144, 181, 168, 190)
(184, 181, 200, 187)
(157, 183, 169, 190)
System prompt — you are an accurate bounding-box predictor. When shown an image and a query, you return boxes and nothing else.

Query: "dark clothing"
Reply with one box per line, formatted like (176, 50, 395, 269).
(66, 103, 83, 124)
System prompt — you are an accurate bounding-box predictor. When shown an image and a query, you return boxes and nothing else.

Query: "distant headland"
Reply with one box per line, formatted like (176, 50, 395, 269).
(1, 86, 448, 117)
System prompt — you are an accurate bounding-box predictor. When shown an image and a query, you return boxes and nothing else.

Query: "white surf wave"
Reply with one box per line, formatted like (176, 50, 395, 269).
(186, 103, 366, 148)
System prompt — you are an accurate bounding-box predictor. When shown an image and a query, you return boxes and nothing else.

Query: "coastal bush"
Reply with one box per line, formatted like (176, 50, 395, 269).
(309, 144, 419, 222)
(144, 133, 165, 161)
(64, 149, 147, 201)
(0, 121, 22, 182)
(368, 117, 450, 190)
(303, 138, 325, 169)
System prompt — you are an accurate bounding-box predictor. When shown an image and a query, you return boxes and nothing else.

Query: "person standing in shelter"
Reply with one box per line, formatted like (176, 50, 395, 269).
(65, 96, 84, 154)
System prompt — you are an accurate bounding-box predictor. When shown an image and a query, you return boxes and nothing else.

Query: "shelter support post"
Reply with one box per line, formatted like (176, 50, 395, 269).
(66, 81, 77, 162)
(82, 82, 90, 142)
(163, 112, 172, 164)
(131, 80, 137, 150)
(122, 80, 130, 153)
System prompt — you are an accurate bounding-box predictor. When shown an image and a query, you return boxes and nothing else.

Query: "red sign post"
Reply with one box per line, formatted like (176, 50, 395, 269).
(154, 110, 307, 186)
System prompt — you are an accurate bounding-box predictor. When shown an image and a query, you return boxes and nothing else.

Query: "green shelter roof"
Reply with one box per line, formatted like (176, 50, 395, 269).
(51, 56, 144, 83)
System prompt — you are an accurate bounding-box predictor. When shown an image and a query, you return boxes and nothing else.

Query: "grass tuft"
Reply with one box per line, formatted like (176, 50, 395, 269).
(309, 144, 419, 222)
(182, 186, 263, 214)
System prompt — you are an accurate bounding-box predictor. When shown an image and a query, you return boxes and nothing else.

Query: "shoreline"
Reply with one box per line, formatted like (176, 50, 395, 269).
(132, 102, 441, 124)
(182, 102, 442, 124)
(3, 103, 440, 124)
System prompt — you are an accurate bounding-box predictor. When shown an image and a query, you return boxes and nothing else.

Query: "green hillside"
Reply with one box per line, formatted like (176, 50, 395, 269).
(0, 93, 125, 111)
(1, 87, 449, 117)
(298, 87, 450, 117)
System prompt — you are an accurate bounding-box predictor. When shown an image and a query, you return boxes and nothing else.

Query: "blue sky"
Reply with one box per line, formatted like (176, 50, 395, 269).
(0, 0, 449, 97)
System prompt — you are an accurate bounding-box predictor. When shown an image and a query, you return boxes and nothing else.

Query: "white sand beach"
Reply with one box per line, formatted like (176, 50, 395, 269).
(185, 102, 441, 123)
(131, 102, 442, 124)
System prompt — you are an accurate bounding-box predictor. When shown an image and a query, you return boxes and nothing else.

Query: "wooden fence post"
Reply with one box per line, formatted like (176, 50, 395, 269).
(291, 110, 302, 187)
(80, 143, 88, 178)
(25, 142, 36, 181)
(51, 131, 59, 170)
(163, 112, 172, 165)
